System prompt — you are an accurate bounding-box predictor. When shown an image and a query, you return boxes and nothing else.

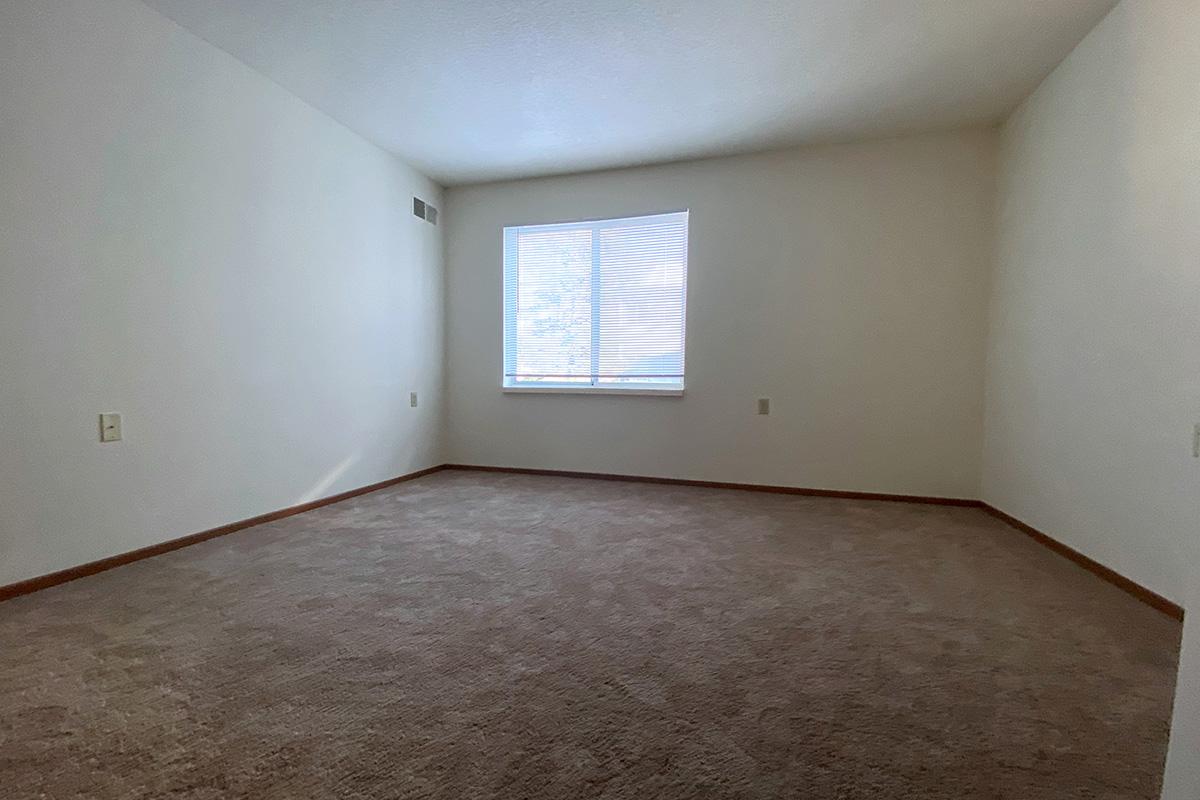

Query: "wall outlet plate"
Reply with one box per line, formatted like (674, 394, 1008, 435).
(410, 392, 419, 408)
(99, 413, 122, 442)
(757, 398, 770, 415)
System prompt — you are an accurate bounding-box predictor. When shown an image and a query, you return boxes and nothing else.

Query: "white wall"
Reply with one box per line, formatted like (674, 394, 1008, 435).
(981, 0, 1199, 610)
(977, 1, 1199, 795)
(445, 131, 997, 499)
(1165, 601, 1200, 800)
(0, 0, 444, 587)
(0, 0, 1192, 791)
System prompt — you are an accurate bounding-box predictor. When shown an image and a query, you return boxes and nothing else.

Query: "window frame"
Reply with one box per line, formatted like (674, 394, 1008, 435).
(501, 210, 689, 396)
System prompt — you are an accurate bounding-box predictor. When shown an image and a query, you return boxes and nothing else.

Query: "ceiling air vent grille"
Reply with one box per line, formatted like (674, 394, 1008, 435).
(413, 197, 438, 225)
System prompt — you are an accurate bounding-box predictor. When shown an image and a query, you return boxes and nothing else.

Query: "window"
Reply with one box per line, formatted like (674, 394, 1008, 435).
(502, 211, 688, 394)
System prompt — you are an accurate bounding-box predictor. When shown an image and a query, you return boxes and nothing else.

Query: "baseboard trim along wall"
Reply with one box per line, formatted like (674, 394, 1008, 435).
(0, 462, 1183, 622)
(0, 464, 445, 603)
(441, 463, 981, 506)
(979, 503, 1184, 622)
(445, 465, 1183, 620)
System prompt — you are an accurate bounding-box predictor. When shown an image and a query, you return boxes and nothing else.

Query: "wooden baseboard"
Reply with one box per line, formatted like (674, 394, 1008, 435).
(0, 464, 446, 603)
(3, 462, 1182, 623)
(979, 504, 1183, 621)
(444, 464, 1182, 621)
(441, 463, 982, 506)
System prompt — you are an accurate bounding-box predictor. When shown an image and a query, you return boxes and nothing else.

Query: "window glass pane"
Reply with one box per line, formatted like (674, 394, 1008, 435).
(503, 211, 687, 389)
(597, 218, 687, 382)
(511, 228, 592, 381)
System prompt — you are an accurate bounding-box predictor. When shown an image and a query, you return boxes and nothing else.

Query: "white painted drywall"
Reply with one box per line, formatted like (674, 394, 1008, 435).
(977, 2, 1199, 793)
(0, 0, 444, 586)
(444, 131, 997, 499)
(981, 0, 1200, 609)
(1165, 596, 1200, 800)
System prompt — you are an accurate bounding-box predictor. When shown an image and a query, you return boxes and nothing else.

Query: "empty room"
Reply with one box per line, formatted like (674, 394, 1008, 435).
(2, 0, 1197, 797)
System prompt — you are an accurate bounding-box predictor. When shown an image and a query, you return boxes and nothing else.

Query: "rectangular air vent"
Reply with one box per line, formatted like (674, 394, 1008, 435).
(413, 196, 438, 225)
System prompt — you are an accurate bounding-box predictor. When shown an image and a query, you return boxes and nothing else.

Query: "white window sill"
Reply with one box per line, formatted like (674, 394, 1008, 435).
(502, 385, 684, 397)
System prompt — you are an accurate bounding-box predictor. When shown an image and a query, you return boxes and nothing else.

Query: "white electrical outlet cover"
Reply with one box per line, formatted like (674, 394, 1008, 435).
(99, 413, 122, 442)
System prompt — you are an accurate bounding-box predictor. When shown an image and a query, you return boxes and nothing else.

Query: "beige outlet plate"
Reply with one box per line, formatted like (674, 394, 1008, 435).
(99, 413, 122, 442)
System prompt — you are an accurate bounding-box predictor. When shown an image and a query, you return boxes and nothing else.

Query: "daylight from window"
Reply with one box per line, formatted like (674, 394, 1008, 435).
(502, 211, 688, 391)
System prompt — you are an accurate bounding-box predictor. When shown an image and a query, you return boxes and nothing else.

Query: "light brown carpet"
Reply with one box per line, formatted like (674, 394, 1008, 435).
(0, 470, 1181, 799)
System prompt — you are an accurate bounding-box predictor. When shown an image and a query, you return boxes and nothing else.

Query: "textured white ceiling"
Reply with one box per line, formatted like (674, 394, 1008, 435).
(141, 0, 1117, 185)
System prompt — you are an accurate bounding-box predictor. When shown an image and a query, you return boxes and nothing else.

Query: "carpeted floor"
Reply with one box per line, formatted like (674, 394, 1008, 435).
(0, 471, 1181, 799)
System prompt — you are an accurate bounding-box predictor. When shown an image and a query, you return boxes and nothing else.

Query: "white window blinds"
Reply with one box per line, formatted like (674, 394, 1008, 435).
(503, 211, 688, 391)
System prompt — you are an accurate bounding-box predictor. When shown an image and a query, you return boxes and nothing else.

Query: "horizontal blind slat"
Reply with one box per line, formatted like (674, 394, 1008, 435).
(503, 211, 687, 386)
